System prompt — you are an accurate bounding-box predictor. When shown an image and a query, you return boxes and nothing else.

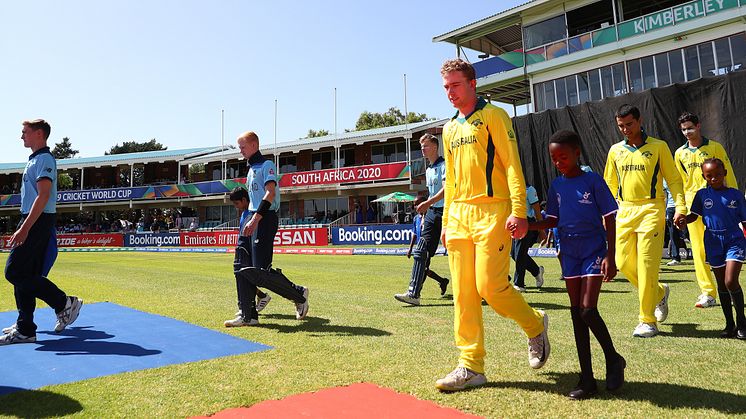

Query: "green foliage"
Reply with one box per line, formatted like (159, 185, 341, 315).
(0, 253, 743, 417)
(51, 137, 79, 159)
(57, 171, 74, 189)
(189, 163, 205, 175)
(106, 139, 167, 155)
(307, 129, 330, 138)
(354, 107, 432, 131)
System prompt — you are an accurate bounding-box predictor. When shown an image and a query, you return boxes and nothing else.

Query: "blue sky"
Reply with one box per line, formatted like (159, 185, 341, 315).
(0, 1, 524, 163)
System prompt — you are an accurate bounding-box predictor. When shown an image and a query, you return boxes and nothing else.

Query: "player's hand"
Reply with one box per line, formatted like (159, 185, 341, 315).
(406, 252, 412, 259)
(440, 228, 447, 248)
(8, 227, 29, 248)
(416, 201, 431, 214)
(601, 255, 617, 282)
(673, 212, 686, 230)
(243, 216, 261, 236)
(505, 216, 527, 239)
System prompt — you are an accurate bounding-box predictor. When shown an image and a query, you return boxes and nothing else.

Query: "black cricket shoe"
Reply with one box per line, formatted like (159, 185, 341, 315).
(606, 354, 626, 392)
(568, 376, 598, 400)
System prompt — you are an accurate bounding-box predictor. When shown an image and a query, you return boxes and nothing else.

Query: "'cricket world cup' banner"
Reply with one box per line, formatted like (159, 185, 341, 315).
(57, 186, 156, 203)
(278, 162, 409, 188)
(124, 232, 181, 247)
(57, 234, 124, 247)
(331, 224, 414, 245)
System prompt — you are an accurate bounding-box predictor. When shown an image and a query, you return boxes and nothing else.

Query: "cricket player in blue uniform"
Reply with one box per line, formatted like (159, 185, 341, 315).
(395, 133, 449, 305)
(224, 131, 308, 327)
(1, 119, 82, 345)
(686, 158, 746, 339)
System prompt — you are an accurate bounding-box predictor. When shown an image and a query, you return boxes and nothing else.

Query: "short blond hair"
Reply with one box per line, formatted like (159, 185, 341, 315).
(23, 119, 51, 140)
(237, 131, 259, 144)
(440, 58, 476, 81)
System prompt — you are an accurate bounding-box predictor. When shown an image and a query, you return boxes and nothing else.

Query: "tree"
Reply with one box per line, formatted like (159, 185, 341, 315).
(52, 137, 79, 159)
(354, 107, 432, 131)
(307, 129, 330, 138)
(58, 172, 73, 190)
(106, 139, 167, 155)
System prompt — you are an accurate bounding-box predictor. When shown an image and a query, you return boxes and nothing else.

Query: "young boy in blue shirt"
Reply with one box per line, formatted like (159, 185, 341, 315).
(529, 130, 625, 399)
(685, 158, 746, 339)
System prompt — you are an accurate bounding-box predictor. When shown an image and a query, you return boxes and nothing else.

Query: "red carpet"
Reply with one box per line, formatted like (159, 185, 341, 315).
(193, 383, 483, 419)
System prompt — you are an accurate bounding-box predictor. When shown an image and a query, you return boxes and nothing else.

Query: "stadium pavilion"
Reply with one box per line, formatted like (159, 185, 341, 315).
(0, 120, 445, 233)
(434, 0, 746, 112)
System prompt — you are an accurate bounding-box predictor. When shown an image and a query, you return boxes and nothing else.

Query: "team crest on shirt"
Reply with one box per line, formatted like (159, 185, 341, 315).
(269, 168, 274, 174)
(699, 150, 710, 158)
(471, 119, 483, 128)
(508, 129, 515, 139)
(578, 191, 592, 205)
(252, 183, 259, 191)
(704, 198, 714, 209)
(728, 200, 738, 209)
(499, 244, 504, 252)
(641, 151, 653, 159)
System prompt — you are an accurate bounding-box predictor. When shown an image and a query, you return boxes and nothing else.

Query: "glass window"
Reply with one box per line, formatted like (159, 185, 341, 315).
(555, 78, 568, 108)
(577, 72, 590, 104)
(699, 42, 715, 78)
(524, 15, 567, 49)
(669, 50, 685, 83)
(588, 69, 602, 100)
(311, 151, 333, 170)
(600, 66, 613, 98)
(565, 75, 578, 106)
(684, 45, 701, 81)
(340, 148, 355, 167)
(534, 84, 546, 111)
(654, 53, 670, 87)
(627, 60, 642, 92)
(611, 63, 627, 96)
(371, 142, 405, 164)
(640, 56, 656, 89)
(279, 155, 297, 173)
(714, 37, 732, 75)
(730, 33, 746, 72)
(543, 81, 557, 109)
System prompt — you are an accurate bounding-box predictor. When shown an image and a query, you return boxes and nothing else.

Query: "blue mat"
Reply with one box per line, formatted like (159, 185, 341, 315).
(0, 302, 271, 395)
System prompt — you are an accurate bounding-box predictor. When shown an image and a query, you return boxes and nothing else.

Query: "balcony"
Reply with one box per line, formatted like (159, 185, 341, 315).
(473, 0, 743, 80)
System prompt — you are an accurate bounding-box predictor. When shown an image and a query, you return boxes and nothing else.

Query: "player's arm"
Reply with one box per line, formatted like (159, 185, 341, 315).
(441, 134, 454, 245)
(529, 216, 557, 231)
(531, 185, 556, 231)
(407, 222, 416, 258)
(602, 148, 619, 200)
(673, 148, 687, 189)
(490, 110, 527, 238)
(418, 187, 443, 214)
(659, 144, 687, 227)
(601, 213, 617, 282)
(685, 190, 703, 224)
(9, 178, 52, 247)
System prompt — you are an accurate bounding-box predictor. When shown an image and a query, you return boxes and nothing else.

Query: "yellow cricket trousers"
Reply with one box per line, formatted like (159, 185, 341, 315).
(616, 201, 667, 324)
(446, 201, 544, 374)
(687, 218, 717, 298)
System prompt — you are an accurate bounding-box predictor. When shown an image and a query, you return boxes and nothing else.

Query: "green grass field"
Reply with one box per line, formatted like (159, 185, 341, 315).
(0, 252, 744, 418)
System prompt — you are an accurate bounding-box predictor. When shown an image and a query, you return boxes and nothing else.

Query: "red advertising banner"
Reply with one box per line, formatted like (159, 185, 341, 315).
(57, 233, 124, 247)
(180, 228, 328, 247)
(278, 162, 408, 188)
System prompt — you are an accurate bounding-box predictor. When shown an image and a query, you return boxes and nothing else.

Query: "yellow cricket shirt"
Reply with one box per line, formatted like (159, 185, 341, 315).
(603, 134, 686, 213)
(442, 98, 527, 228)
(674, 138, 738, 202)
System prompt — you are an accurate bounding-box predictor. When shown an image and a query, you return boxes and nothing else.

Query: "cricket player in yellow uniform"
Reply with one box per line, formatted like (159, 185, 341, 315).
(604, 105, 687, 338)
(434, 59, 549, 392)
(675, 112, 738, 308)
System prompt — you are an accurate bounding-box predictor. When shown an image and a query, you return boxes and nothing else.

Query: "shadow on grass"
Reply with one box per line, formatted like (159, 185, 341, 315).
(525, 286, 630, 295)
(258, 314, 391, 337)
(478, 372, 746, 414)
(660, 268, 696, 274)
(660, 322, 721, 339)
(0, 387, 83, 417)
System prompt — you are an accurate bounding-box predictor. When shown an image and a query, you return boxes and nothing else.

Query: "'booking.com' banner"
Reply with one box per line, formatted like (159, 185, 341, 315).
(331, 224, 414, 245)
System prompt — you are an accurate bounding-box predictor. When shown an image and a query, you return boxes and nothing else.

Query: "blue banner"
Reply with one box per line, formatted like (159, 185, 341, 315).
(57, 186, 156, 203)
(124, 232, 181, 247)
(331, 224, 415, 245)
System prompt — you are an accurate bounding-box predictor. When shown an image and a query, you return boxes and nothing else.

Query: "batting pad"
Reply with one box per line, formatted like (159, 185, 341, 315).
(0, 302, 270, 395)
